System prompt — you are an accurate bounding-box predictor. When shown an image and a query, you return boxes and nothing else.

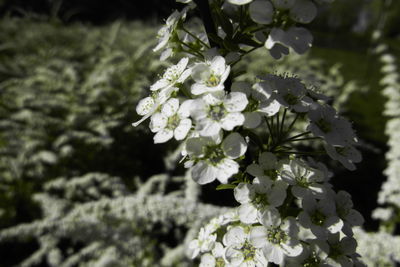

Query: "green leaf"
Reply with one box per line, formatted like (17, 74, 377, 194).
(216, 184, 236, 190)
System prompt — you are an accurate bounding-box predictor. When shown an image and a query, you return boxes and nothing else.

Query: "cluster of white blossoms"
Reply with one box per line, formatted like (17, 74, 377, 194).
(134, 0, 366, 265)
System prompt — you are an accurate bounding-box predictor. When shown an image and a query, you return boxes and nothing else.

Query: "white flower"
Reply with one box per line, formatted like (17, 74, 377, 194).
(188, 227, 217, 259)
(334, 191, 364, 237)
(232, 82, 280, 128)
(153, 7, 190, 60)
(149, 98, 192, 143)
(234, 177, 287, 224)
(185, 132, 247, 184)
(199, 242, 225, 267)
(325, 234, 357, 267)
(280, 159, 327, 199)
(191, 56, 231, 95)
(308, 105, 356, 146)
(260, 74, 313, 112)
(132, 86, 178, 127)
(285, 240, 329, 267)
(190, 92, 248, 136)
(265, 27, 313, 59)
(298, 196, 344, 239)
(246, 151, 279, 177)
(223, 226, 267, 266)
(249, 208, 303, 265)
(150, 57, 191, 91)
(227, 0, 254, 5)
(249, 0, 274, 25)
(324, 143, 361, 171)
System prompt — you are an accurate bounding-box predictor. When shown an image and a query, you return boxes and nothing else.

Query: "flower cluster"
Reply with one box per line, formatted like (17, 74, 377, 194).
(133, 0, 365, 265)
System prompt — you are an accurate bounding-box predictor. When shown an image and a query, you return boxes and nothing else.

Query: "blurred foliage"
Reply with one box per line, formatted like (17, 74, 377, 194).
(0, 17, 175, 231)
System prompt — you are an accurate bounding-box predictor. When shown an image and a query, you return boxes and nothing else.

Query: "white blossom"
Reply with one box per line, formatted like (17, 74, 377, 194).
(149, 98, 192, 143)
(191, 56, 231, 95)
(185, 132, 247, 184)
(280, 159, 327, 199)
(298, 196, 344, 240)
(249, 208, 303, 265)
(190, 91, 248, 136)
(249, 0, 274, 25)
(232, 82, 280, 128)
(308, 105, 356, 146)
(150, 57, 191, 91)
(324, 143, 362, 171)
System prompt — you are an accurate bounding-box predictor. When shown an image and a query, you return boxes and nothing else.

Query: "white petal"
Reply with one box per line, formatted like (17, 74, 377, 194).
(249, 226, 267, 248)
(149, 112, 168, 132)
(153, 129, 173, 143)
(259, 207, 281, 227)
(216, 158, 239, 183)
(178, 99, 194, 118)
(249, 0, 274, 24)
(259, 152, 277, 170)
(221, 113, 245, 130)
(227, 0, 253, 5)
(325, 216, 343, 234)
(222, 132, 247, 158)
(191, 83, 212, 95)
(271, 0, 295, 9)
(346, 209, 364, 226)
(198, 120, 222, 137)
(223, 226, 246, 246)
(136, 97, 155, 116)
(243, 112, 261, 128)
(224, 246, 244, 265)
(210, 56, 227, 75)
(281, 241, 303, 257)
(263, 244, 284, 265)
(150, 79, 170, 91)
(224, 92, 248, 112)
(259, 99, 281, 116)
(246, 163, 264, 177)
(191, 63, 211, 82)
(191, 162, 218, 184)
(234, 183, 255, 204)
(162, 98, 179, 116)
(186, 137, 211, 157)
(174, 119, 192, 140)
(239, 203, 258, 224)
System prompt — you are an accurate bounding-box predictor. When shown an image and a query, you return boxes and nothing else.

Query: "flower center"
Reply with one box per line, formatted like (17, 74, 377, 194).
(283, 93, 299, 105)
(311, 210, 326, 226)
(246, 96, 260, 112)
(302, 253, 321, 267)
(208, 104, 227, 121)
(315, 118, 332, 133)
(296, 173, 311, 188)
(267, 227, 287, 244)
(167, 114, 181, 129)
(163, 66, 180, 82)
(205, 73, 221, 87)
(204, 145, 225, 165)
(216, 257, 225, 267)
(241, 241, 256, 261)
(335, 146, 347, 156)
(252, 193, 269, 208)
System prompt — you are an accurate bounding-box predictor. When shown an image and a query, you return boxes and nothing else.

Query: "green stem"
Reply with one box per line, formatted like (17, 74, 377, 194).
(182, 26, 211, 49)
(265, 116, 275, 145)
(283, 131, 312, 142)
